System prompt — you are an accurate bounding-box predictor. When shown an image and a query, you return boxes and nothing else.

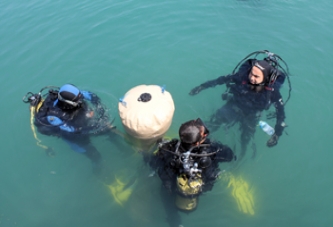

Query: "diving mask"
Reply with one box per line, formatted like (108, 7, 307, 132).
(57, 92, 82, 107)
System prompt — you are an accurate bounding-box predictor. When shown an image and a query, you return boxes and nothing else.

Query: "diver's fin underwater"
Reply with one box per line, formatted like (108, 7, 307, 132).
(228, 174, 255, 215)
(220, 172, 255, 215)
(106, 175, 138, 206)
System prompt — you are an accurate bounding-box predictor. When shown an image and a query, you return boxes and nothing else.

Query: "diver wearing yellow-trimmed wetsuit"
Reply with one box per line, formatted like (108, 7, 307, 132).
(149, 118, 235, 212)
(24, 84, 114, 174)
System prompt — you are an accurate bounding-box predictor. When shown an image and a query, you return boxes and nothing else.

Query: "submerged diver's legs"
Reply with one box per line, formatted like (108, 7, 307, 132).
(86, 147, 102, 175)
(239, 114, 257, 159)
(62, 135, 102, 174)
(160, 187, 182, 227)
(206, 101, 239, 132)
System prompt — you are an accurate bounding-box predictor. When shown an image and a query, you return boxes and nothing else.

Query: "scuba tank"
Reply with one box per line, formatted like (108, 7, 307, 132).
(175, 172, 203, 211)
(159, 141, 217, 211)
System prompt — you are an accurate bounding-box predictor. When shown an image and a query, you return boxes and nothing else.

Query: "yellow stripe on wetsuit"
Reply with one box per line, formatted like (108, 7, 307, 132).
(30, 100, 49, 150)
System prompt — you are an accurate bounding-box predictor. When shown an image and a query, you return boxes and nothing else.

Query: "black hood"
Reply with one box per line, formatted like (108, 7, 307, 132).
(253, 60, 273, 83)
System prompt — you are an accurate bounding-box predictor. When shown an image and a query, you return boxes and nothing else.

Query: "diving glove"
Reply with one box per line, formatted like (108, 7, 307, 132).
(189, 85, 205, 96)
(267, 133, 279, 147)
(81, 91, 101, 104)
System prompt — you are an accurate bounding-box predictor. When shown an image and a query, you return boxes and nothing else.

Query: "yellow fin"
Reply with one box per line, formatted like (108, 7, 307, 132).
(227, 174, 255, 215)
(106, 175, 137, 206)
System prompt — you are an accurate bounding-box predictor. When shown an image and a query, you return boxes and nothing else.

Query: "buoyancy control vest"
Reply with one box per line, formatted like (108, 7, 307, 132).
(23, 87, 113, 136)
(158, 139, 222, 182)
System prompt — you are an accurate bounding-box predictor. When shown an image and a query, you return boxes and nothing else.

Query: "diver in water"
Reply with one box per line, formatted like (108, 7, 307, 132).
(189, 50, 291, 157)
(149, 118, 235, 215)
(23, 84, 115, 174)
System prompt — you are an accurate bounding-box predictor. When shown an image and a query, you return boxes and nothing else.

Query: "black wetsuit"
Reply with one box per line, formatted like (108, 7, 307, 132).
(34, 90, 102, 165)
(200, 59, 286, 152)
(149, 138, 234, 194)
(149, 138, 233, 225)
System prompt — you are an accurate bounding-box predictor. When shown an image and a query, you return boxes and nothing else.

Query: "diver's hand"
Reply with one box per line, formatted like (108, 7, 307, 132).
(189, 85, 205, 96)
(81, 90, 93, 100)
(267, 133, 279, 147)
(81, 90, 100, 104)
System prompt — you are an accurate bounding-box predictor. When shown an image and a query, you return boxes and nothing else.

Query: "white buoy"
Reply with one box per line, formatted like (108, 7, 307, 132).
(118, 85, 175, 149)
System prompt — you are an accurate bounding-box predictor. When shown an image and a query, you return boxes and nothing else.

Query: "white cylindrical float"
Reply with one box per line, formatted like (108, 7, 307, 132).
(118, 85, 175, 150)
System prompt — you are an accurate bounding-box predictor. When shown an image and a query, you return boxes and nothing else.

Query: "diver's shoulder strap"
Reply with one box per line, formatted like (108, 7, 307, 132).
(157, 139, 180, 156)
(212, 142, 235, 162)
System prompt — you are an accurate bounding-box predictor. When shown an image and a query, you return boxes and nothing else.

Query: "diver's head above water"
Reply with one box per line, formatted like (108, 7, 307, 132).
(54, 84, 83, 109)
(179, 118, 209, 150)
(248, 60, 273, 86)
